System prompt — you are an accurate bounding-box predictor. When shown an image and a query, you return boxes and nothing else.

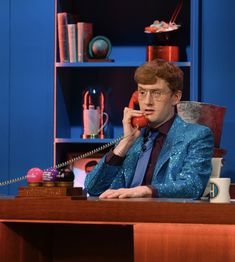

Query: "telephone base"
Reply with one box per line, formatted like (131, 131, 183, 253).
(17, 186, 87, 199)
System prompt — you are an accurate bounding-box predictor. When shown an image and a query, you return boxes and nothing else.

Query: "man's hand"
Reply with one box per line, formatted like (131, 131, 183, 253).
(122, 107, 143, 141)
(99, 186, 152, 199)
(112, 107, 143, 157)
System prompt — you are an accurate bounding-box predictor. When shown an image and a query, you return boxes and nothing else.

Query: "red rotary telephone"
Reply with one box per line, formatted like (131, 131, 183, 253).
(128, 91, 149, 128)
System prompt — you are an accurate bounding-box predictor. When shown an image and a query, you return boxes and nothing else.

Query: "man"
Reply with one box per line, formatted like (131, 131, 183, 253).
(84, 59, 214, 199)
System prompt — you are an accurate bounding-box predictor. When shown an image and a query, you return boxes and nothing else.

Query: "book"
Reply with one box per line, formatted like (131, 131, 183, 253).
(77, 22, 93, 62)
(57, 12, 79, 62)
(67, 24, 77, 62)
(57, 12, 69, 62)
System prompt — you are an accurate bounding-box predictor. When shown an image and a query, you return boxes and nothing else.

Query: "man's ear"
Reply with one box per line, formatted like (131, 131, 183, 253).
(172, 90, 182, 106)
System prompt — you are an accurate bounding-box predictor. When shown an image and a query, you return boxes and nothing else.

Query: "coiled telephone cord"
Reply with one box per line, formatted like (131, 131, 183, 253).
(0, 135, 123, 187)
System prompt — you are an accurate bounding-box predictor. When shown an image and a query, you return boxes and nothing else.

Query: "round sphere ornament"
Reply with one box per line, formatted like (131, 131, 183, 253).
(42, 168, 58, 182)
(56, 168, 75, 187)
(26, 167, 43, 186)
(89, 36, 112, 59)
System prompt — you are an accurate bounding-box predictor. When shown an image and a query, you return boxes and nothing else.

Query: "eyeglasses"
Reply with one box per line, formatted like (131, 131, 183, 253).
(138, 88, 172, 101)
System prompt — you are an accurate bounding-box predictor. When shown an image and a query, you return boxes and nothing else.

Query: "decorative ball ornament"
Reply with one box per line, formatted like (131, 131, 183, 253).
(43, 168, 58, 182)
(56, 168, 75, 182)
(56, 168, 75, 187)
(89, 36, 112, 59)
(27, 167, 43, 186)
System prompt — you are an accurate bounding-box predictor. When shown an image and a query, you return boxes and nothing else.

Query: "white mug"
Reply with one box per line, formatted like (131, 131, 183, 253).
(83, 108, 109, 136)
(210, 177, 231, 203)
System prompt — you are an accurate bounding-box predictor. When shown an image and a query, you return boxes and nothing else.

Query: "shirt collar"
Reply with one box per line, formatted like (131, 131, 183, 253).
(150, 114, 176, 135)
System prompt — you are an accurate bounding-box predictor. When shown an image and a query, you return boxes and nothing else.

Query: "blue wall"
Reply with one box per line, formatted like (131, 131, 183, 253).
(0, 0, 55, 195)
(201, 0, 235, 180)
(0, 1, 10, 195)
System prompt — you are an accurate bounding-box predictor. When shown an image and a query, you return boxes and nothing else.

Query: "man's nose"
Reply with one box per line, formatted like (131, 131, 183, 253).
(144, 91, 153, 104)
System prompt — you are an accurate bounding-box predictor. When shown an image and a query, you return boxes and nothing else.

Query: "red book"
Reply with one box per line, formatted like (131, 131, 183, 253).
(77, 22, 93, 62)
(57, 13, 79, 62)
(57, 13, 70, 62)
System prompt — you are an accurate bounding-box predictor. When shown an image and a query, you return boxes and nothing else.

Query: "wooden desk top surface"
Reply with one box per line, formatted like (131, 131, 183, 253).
(0, 197, 235, 225)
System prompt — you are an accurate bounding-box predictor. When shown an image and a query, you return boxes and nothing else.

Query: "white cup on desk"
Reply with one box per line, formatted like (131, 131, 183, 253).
(210, 178, 231, 203)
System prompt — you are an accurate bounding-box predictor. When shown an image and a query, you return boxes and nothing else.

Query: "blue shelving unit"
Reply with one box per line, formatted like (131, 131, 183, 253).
(54, 0, 198, 165)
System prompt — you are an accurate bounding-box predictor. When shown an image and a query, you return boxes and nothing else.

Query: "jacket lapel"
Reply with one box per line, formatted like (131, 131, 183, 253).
(152, 116, 186, 179)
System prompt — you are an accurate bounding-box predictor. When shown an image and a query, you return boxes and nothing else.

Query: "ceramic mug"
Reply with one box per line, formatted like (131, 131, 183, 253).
(210, 177, 231, 203)
(83, 109, 109, 136)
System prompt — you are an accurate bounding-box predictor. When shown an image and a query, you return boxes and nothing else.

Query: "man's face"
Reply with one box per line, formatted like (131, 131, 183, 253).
(138, 78, 182, 128)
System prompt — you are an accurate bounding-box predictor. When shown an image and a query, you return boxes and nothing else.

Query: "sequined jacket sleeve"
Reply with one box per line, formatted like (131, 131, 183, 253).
(84, 135, 144, 196)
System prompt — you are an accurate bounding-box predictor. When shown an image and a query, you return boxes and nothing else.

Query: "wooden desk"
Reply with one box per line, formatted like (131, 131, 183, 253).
(1, 197, 235, 262)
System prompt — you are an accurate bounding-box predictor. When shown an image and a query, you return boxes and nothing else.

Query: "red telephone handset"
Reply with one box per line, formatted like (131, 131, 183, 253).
(128, 91, 149, 128)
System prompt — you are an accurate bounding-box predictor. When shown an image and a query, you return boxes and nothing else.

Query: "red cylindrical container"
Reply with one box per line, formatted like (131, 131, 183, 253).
(146, 46, 179, 62)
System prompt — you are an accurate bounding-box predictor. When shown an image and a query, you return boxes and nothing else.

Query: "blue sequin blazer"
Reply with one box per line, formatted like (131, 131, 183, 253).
(85, 115, 214, 199)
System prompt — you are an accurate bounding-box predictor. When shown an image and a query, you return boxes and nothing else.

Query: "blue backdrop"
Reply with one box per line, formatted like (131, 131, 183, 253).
(201, 0, 235, 180)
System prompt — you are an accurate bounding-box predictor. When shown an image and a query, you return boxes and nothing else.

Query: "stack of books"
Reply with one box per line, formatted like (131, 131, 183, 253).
(57, 12, 93, 63)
